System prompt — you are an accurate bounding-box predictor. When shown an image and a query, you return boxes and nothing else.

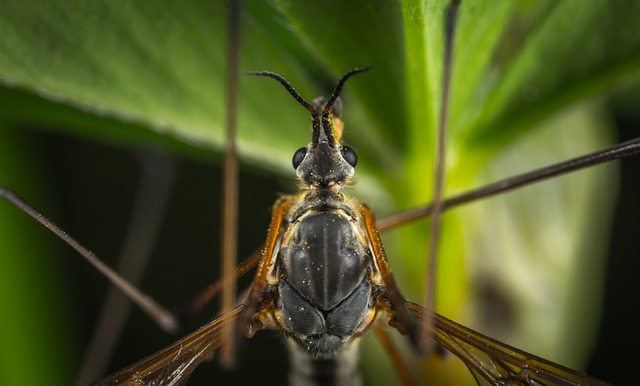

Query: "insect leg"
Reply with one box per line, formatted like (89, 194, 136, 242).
(179, 246, 263, 323)
(238, 195, 296, 338)
(218, 0, 243, 368)
(0, 187, 180, 334)
(376, 137, 640, 231)
(357, 201, 420, 348)
(375, 327, 417, 386)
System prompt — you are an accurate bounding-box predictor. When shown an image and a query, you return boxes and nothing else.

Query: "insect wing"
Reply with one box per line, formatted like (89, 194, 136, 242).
(407, 303, 610, 386)
(91, 304, 245, 386)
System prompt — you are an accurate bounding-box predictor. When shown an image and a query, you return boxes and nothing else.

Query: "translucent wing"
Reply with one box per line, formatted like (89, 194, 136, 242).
(91, 304, 245, 386)
(407, 302, 610, 386)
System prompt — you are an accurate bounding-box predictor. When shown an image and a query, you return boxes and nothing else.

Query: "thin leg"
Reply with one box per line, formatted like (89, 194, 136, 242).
(421, 0, 460, 351)
(218, 0, 243, 368)
(180, 246, 263, 323)
(239, 195, 295, 338)
(375, 327, 417, 386)
(357, 202, 419, 346)
(376, 137, 640, 231)
(0, 187, 179, 333)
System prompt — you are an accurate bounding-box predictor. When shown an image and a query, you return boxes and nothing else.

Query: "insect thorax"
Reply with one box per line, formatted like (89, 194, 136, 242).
(273, 203, 377, 359)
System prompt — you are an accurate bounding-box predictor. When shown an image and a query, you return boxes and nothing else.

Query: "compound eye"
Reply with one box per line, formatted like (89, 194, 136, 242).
(292, 147, 307, 169)
(340, 146, 358, 167)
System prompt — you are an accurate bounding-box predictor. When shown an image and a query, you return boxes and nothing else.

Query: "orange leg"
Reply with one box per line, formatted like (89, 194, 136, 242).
(375, 327, 417, 386)
(357, 202, 421, 349)
(181, 246, 264, 321)
(240, 195, 296, 337)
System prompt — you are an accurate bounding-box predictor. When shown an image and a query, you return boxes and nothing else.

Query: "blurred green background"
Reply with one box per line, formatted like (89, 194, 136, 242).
(0, 1, 639, 385)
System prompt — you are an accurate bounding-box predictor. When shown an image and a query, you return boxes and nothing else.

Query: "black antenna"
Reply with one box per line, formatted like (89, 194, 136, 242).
(246, 71, 322, 145)
(322, 67, 372, 145)
(248, 68, 371, 145)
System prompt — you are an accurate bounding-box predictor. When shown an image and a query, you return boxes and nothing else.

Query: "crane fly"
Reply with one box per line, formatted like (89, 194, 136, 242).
(0, 0, 638, 385)
(2, 62, 627, 384)
(78, 41, 625, 386)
